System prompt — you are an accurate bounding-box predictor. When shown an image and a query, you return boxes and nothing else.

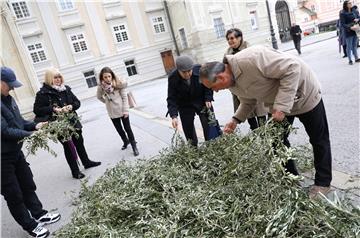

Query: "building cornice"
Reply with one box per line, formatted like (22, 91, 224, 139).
(145, 7, 164, 13)
(61, 22, 85, 30)
(105, 14, 126, 21)
(22, 30, 43, 38)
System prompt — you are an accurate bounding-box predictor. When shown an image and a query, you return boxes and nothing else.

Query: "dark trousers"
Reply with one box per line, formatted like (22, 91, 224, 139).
(60, 130, 91, 176)
(179, 107, 210, 146)
(293, 39, 301, 54)
(111, 116, 135, 143)
(343, 45, 347, 57)
(1, 152, 47, 232)
(232, 94, 265, 130)
(284, 100, 332, 186)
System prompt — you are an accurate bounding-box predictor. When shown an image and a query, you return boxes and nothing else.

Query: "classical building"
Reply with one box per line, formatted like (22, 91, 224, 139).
(6, 0, 175, 102)
(1, 1, 39, 115)
(274, 0, 360, 41)
(166, 1, 277, 63)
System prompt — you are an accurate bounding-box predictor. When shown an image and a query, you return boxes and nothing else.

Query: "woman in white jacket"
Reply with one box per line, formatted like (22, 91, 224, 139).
(97, 67, 139, 156)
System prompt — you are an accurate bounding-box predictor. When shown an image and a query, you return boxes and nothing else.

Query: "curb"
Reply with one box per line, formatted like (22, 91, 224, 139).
(281, 35, 337, 52)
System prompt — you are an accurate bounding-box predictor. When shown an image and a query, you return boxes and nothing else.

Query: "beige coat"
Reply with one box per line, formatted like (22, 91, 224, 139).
(97, 80, 129, 119)
(224, 41, 268, 117)
(225, 45, 322, 122)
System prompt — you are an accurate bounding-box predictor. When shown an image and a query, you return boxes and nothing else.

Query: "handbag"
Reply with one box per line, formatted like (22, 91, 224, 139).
(127, 91, 137, 108)
(208, 119, 222, 140)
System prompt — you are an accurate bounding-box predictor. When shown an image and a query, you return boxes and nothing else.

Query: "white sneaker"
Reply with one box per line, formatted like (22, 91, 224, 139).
(35, 212, 61, 225)
(28, 224, 50, 238)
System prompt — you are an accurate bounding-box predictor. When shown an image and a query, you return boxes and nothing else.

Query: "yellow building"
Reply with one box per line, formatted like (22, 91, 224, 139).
(1, 1, 39, 115)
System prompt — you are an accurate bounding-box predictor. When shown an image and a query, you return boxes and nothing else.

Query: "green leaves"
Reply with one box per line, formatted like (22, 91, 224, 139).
(55, 122, 360, 238)
(21, 112, 79, 157)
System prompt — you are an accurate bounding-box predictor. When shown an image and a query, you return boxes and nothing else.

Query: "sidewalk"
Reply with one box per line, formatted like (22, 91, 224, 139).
(279, 30, 337, 52)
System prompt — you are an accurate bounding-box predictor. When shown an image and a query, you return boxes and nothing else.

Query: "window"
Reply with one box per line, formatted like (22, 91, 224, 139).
(69, 33, 88, 53)
(27, 43, 47, 64)
(179, 28, 188, 49)
(213, 17, 225, 38)
(113, 24, 129, 43)
(249, 11, 258, 30)
(124, 60, 137, 76)
(83, 70, 97, 88)
(58, 0, 74, 11)
(11, 1, 30, 19)
(152, 16, 166, 34)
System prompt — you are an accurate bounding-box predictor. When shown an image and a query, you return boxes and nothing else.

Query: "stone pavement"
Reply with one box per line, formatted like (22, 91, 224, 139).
(278, 30, 338, 52)
(1, 34, 359, 237)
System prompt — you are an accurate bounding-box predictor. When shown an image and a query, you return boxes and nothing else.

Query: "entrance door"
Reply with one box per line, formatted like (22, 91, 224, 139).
(161, 50, 175, 74)
(275, 1, 291, 42)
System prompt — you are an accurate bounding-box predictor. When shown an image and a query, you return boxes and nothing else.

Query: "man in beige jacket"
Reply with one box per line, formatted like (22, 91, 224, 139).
(199, 45, 332, 199)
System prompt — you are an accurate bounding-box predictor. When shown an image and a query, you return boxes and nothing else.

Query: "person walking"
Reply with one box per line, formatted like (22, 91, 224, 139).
(290, 23, 303, 55)
(337, 18, 347, 58)
(199, 45, 332, 199)
(223, 28, 267, 130)
(97, 67, 139, 156)
(167, 55, 214, 147)
(33, 68, 101, 179)
(340, 0, 360, 65)
(1, 67, 61, 238)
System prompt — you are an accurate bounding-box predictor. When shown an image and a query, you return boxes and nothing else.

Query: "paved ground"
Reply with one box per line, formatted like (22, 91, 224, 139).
(2, 34, 359, 237)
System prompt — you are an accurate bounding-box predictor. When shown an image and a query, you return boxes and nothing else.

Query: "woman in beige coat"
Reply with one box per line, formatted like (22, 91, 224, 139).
(223, 28, 267, 130)
(97, 67, 139, 156)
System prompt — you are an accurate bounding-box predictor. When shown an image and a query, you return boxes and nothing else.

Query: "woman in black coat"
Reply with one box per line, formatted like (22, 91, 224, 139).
(33, 68, 101, 179)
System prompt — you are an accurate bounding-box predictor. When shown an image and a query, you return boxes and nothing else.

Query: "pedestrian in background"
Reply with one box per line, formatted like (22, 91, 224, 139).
(199, 45, 333, 199)
(33, 68, 101, 179)
(340, 0, 360, 65)
(97, 66, 139, 156)
(223, 28, 267, 130)
(1, 67, 61, 238)
(167, 55, 214, 147)
(337, 19, 347, 58)
(290, 23, 302, 55)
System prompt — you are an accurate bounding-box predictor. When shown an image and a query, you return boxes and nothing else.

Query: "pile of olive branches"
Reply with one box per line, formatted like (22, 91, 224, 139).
(55, 122, 360, 238)
(22, 112, 79, 157)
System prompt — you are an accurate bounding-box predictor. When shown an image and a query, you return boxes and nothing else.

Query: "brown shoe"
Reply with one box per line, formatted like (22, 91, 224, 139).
(309, 185, 331, 199)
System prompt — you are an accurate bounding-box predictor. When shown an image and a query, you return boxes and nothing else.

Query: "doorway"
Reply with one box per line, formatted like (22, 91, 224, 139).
(161, 50, 175, 74)
(275, 1, 291, 42)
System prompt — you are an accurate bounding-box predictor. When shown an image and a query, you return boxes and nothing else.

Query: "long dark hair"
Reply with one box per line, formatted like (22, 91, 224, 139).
(99, 66, 123, 88)
(343, 0, 351, 12)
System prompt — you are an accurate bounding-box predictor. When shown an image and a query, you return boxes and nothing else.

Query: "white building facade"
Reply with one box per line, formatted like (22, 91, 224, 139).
(167, 0, 284, 63)
(7, 0, 176, 101)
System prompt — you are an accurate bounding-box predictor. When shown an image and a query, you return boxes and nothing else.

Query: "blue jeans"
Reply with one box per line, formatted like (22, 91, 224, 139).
(345, 35, 359, 62)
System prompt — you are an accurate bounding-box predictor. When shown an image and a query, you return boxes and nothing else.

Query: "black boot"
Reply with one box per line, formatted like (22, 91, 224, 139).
(121, 140, 129, 150)
(130, 141, 139, 156)
(72, 171, 85, 179)
(84, 160, 101, 169)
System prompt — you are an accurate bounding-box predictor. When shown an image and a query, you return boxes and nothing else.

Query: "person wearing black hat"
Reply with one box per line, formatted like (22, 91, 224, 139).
(166, 55, 214, 146)
(1, 67, 61, 238)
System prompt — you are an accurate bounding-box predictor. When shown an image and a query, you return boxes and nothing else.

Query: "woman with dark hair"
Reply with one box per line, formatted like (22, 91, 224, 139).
(97, 67, 139, 156)
(340, 0, 360, 65)
(223, 28, 267, 130)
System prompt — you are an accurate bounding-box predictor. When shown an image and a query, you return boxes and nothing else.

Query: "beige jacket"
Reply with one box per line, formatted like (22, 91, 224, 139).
(225, 45, 322, 122)
(97, 80, 129, 119)
(224, 41, 268, 117)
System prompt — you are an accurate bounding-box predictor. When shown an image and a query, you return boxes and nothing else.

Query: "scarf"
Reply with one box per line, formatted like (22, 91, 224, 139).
(52, 84, 66, 92)
(101, 81, 114, 94)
